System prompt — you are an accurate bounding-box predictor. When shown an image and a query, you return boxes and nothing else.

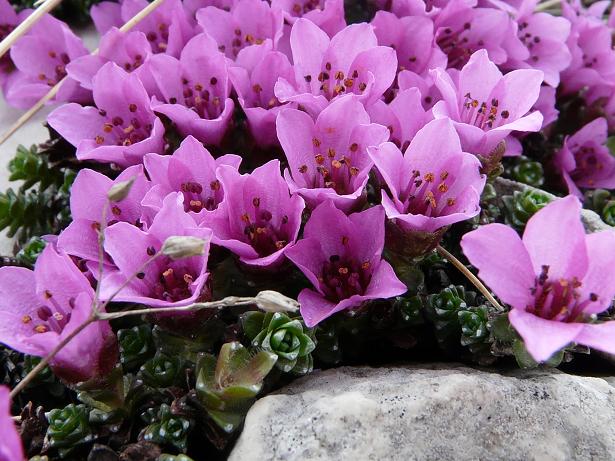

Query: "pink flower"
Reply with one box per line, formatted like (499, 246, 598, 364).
(201, 160, 305, 269)
(143, 135, 242, 222)
(4, 14, 90, 109)
(229, 43, 296, 147)
(146, 33, 235, 145)
(368, 118, 485, 234)
(274, 19, 397, 113)
(0, 0, 26, 91)
(57, 166, 151, 266)
(285, 202, 406, 327)
(461, 196, 615, 362)
(554, 118, 615, 198)
(277, 95, 390, 212)
(270, 0, 346, 37)
(196, 0, 284, 59)
(48, 62, 165, 167)
(0, 386, 24, 461)
(367, 87, 432, 152)
(91, 0, 195, 57)
(432, 49, 543, 157)
(101, 193, 213, 307)
(0, 246, 118, 383)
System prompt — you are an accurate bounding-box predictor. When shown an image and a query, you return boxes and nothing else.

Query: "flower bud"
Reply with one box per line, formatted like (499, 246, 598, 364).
(107, 177, 135, 202)
(255, 290, 299, 313)
(161, 236, 207, 260)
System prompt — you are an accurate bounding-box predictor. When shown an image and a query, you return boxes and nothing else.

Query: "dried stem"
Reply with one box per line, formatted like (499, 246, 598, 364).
(98, 296, 257, 321)
(0, 0, 64, 60)
(0, 0, 168, 146)
(436, 244, 504, 311)
(535, 0, 560, 12)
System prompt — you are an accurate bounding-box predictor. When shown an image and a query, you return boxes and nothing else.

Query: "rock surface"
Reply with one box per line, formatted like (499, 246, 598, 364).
(230, 365, 615, 461)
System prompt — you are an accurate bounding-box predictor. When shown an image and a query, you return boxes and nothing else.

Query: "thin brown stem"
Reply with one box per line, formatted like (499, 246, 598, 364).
(436, 245, 504, 311)
(9, 314, 96, 399)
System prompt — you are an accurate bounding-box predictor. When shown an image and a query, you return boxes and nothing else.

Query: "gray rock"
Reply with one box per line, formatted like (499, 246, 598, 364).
(230, 365, 615, 461)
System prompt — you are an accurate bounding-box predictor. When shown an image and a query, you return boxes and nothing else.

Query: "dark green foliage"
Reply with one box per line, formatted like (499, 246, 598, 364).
(15, 236, 46, 267)
(10, 0, 103, 24)
(241, 311, 316, 375)
(140, 404, 191, 453)
(510, 157, 545, 187)
(139, 352, 183, 388)
(118, 325, 155, 372)
(195, 342, 277, 433)
(0, 145, 75, 244)
(502, 189, 551, 228)
(45, 404, 95, 458)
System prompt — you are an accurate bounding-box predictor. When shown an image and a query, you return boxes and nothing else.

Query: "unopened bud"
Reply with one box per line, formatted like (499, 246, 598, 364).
(255, 290, 299, 313)
(161, 236, 207, 260)
(107, 178, 135, 202)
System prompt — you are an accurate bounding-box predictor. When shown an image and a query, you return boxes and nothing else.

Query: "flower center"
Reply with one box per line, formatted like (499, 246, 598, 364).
(251, 83, 280, 109)
(94, 105, 153, 148)
(527, 265, 598, 322)
(178, 77, 223, 119)
(23, 290, 74, 335)
(146, 21, 170, 53)
(290, 0, 322, 15)
(570, 144, 604, 186)
(398, 169, 457, 217)
(318, 249, 372, 302)
(180, 180, 223, 213)
(37, 50, 70, 87)
(152, 266, 195, 302)
(303, 62, 367, 100)
(297, 139, 361, 195)
(0, 23, 15, 70)
(460, 93, 510, 131)
(518, 21, 541, 63)
(221, 27, 265, 57)
(436, 22, 478, 69)
(241, 197, 289, 257)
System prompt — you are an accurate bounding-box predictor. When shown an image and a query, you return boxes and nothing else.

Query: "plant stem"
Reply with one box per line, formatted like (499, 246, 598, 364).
(9, 315, 96, 399)
(436, 245, 504, 311)
(98, 296, 257, 320)
(535, 0, 560, 12)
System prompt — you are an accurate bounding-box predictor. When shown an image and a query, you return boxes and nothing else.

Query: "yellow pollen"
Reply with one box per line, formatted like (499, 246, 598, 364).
(241, 213, 251, 223)
(22, 315, 32, 324)
(344, 78, 354, 88)
(275, 240, 287, 250)
(315, 154, 325, 164)
(332, 160, 342, 169)
(361, 261, 370, 270)
(35, 325, 48, 333)
(338, 267, 349, 275)
(252, 83, 262, 93)
(327, 148, 336, 158)
(312, 137, 321, 147)
(438, 183, 448, 193)
(447, 197, 456, 206)
(440, 171, 449, 180)
(424, 172, 435, 182)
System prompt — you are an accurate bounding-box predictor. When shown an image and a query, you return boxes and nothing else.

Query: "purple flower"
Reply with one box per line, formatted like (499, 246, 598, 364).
(367, 87, 431, 152)
(0, 386, 24, 461)
(277, 95, 390, 212)
(270, 0, 346, 37)
(371, 11, 446, 78)
(196, 0, 284, 59)
(48, 62, 165, 167)
(58, 165, 151, 266)
(67, 27, 154, 92)
(432, 49, 544, 157)
(432, 0, 527, 70)
(461, 196, 615, 362)
(146, 33, 234, 146)
(560, 2, 615, 103)
(143, 135, 242, 222)
(202, 160, 305, 269)
(91, 0, 194, 56)
(0, 0, 25, 91)
(486, 0, 572, 87)
(4, 14, 90, 109)
(101, 193, 212, 307)
(0, 245, 118, 382)
(274, 19, 397, 113)
(368, 118, 485, 234)
(285, 202, 406, 327)
(533, 85, 558, 129)
(554, 118, 615, 198)
(397, 68, 442, 110)
(229, 43, 296, 147)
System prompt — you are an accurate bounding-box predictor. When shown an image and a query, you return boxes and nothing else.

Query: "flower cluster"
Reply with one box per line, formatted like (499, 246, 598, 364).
(1, 1, 615, 440)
